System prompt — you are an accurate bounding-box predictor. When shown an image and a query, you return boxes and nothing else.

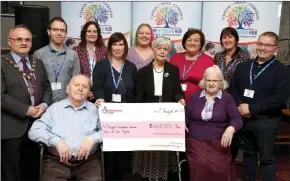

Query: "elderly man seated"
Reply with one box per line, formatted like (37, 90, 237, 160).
(28, 75, 102, 181)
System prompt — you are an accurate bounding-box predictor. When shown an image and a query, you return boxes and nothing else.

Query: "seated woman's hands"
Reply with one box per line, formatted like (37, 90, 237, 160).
(221, 126, 235, 148)
(178, 99, 186, 106)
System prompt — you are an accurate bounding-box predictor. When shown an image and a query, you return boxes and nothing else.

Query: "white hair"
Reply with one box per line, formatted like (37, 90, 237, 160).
(198, 65, 229, 90)
(152, 37, 171, 51)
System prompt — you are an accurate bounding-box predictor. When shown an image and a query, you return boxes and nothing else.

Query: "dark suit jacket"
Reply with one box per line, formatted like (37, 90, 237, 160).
(135, 60, 185, 103)
(1, 52, 52, 139)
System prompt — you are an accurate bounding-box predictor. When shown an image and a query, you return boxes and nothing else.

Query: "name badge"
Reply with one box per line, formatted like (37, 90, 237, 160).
(181, 84, 187, 91)
(112, 94, 121, 102)
(51, 82, 62, 90)
(244, 89, 255, 98)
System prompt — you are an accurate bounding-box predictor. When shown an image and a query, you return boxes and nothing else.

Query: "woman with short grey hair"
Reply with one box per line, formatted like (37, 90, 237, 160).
(132, 36, 185, 180)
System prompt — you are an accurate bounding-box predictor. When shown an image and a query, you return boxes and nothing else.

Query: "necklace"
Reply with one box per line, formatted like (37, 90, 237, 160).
(153, 66, 164, 73)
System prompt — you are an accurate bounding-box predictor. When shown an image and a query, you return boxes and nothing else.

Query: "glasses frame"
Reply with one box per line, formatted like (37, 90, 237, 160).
(155, 36, 170, 40)
(8, 37, 32, 43)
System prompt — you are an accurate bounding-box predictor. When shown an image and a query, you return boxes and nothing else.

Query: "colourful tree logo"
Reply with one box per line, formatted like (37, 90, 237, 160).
(226, 4, 255, 29)
(83, 4, 109, 24)
(153, 5, 179, 28)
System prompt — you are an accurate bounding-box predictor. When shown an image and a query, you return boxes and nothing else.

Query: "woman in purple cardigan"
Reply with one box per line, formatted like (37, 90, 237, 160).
(185, 65, 243, 181)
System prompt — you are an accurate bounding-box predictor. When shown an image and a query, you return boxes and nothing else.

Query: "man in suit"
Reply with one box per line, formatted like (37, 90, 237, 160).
(1, 24, 52, 181)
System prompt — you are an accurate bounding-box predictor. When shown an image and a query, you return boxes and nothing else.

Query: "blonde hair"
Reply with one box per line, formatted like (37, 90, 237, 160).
(152, 36, 171, 50)
(198, 65, 229, 90)
(134, 23, 154, 47)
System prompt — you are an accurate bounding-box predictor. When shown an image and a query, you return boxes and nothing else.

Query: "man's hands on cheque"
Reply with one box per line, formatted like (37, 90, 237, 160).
(56, 140, 72, 163)
(76, 136, 95, 161)
(221, 126, 235, 148)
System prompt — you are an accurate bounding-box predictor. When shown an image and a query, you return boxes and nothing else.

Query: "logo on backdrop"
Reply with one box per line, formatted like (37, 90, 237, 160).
(79, 2, 113, 35)
(222, 2, 259, 38)
(150, 2, 183, 37)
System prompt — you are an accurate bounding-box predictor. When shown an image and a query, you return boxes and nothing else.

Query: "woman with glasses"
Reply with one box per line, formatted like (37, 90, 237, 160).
(132, 36, 185, 181)
(186, 65, 242, 181)
(73, 21, 108, 102)
(93, 32, 137, 181)
(214, 27, 250, 162)
(127, 23, 154, 70)
(214, 27, 250, 84)
(170, 28, 214, 104)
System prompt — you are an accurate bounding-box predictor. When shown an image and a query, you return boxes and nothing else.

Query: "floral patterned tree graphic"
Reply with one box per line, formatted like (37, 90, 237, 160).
(226, 4, 255, 29)
(154, 5, 179, 28)
(83, 4, 109, 24)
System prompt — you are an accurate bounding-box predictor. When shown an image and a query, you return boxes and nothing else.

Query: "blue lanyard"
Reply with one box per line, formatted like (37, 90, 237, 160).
(221, 54, 239, 74)
(110, 60, 124, 89)
(249, 60, 275, 86)
(183, 52, 201, 80)
(86, 47, 96, 75)
(47, 45, 67, 82)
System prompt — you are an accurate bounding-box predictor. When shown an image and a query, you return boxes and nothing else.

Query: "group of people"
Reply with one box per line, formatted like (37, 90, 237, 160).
(1, 15, 290, 181)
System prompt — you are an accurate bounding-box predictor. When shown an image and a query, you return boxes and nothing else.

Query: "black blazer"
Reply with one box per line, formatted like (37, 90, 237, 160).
(93, 59, 137, 103)
(135, 60, 184, 103)
(1, 52, 52, 139)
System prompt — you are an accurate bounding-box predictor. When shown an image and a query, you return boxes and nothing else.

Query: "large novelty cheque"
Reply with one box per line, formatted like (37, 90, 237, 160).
(99, 103, 185, 152)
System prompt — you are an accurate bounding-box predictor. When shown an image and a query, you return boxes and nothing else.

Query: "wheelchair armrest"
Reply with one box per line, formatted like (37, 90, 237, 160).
(100, 142, 103, 151)
(38, 141, 46, 148)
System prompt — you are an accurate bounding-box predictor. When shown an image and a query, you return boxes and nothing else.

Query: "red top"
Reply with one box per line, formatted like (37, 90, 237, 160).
(170, 52, 214, 103)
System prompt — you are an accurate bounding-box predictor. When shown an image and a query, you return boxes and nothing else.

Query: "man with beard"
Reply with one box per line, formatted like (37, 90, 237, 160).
(34, 17, 80, 103)
(229, 31, 290, 181)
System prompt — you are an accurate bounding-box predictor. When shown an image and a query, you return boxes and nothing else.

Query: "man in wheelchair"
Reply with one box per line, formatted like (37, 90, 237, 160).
(29, 75, 103, 181)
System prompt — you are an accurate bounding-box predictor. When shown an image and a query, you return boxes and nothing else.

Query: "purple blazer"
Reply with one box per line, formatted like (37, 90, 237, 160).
(186, 90, 243, 140)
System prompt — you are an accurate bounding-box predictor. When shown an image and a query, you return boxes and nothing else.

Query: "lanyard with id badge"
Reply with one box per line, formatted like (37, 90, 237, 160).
(110, 61, 124, 102)
(220, 54, 239, 74)
(47, 45, 66, 90)
(181, 52, 201, 91)
(244, 60, 275, 98)
(86, 47, 96, 84)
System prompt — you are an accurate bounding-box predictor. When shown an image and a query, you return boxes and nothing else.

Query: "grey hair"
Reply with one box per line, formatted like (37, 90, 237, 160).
(68, 74, 91, 88)
(198, 65, 229, 90)
(152, 37, 171, 51)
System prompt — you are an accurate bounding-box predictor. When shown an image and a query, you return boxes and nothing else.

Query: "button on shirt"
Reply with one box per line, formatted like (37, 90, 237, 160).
(28, 98, 102, 156)
(33, 46, 81, 103)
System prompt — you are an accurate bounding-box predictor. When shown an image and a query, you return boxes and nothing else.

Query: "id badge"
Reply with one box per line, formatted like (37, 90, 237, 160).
(181, 84, 187, 91)
(51, 82, 61, 90)
(112, 94, 121, 102)
(244, 89, 255, 98)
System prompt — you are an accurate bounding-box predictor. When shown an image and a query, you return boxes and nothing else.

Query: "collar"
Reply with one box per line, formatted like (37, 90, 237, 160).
(63, 98, 88, 110)
(199, 89, 222, 100)
(11, 51, 29, 64)
(254, 55, 275, 66)
(48, 44, 67, 55)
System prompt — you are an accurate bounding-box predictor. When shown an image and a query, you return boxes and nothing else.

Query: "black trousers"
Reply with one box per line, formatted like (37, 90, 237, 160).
(240, 117, 279, 181)
(230, 130, 242, 162)
(1, 121, 39, 181)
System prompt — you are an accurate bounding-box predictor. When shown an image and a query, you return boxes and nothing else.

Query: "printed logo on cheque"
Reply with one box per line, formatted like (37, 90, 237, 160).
(222, 2, 259, 38)
(102, 106, 122, 115)
(150, 2, 183, 37)
(79, 2, 113, 34)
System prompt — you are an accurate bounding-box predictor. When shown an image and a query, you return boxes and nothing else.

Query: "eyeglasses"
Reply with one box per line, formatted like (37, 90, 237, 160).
(156, 36, 170, 40)
(9, 37, 32, 43)
(50, 28, 67, 33)
(205, 79, 221, 84)
(256, 42, 277, 49)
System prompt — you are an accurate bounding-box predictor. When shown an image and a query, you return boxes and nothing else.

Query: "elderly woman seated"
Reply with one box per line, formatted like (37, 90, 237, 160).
(185, 65, 243, 181)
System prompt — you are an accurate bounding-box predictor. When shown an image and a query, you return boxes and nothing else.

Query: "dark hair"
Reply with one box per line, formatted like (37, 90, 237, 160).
(182, 29, 205, 51)
(79, 21, 104, 48)
(258, 31, 279, 45)
(108, 32, 128, 60)
(65, 38, 75, 47)
(219, 27, 240, 58)
(47, 17, 68, 31)
(205, 42, 215, 51)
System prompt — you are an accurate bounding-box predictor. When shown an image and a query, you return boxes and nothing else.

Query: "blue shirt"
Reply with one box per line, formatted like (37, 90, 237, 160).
(28, 98, 102, 156)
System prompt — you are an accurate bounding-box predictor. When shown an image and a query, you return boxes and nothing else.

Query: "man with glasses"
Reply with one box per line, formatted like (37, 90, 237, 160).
(34, 17, 81, 103)
(229, 32, 290, 181)
(1, 24, 52, 181)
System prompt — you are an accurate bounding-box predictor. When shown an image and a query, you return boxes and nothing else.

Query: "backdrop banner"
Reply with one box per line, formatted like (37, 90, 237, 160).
(202, 2, 281, 59)
(132, 2, 202, 58)
(61, 2, 131, 46)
